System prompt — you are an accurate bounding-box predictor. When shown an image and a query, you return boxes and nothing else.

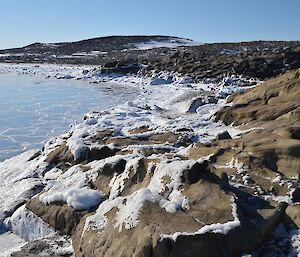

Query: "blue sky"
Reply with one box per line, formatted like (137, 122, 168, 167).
(0, 0, 299, 49)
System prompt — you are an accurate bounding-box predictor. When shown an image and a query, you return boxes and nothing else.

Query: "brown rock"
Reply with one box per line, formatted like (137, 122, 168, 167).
(45, 143, 74, 171)
(71, 159, 287, 257)
(286, 205, 300, 227)
(26, 197, 82, 235)
(215, 70, 300, 178)
(128, 126, 151, 134)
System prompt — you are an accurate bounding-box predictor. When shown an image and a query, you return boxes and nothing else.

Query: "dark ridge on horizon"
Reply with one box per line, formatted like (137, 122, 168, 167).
(1, 35, 193, 51)
(1, 34, 299, 81)
(1, 34, 299, 52)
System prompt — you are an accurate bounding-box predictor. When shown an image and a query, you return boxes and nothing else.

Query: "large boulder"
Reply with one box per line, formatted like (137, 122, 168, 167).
(71, 159, 287, 257)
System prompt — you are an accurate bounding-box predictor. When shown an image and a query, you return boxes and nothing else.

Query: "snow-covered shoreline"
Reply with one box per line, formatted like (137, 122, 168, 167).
(0, 63, 260, 144)
(0, 62, 257, 90)
(1, 63, 299, 257)
(0, 63, 261, 256)
(0, 63, 262, 160)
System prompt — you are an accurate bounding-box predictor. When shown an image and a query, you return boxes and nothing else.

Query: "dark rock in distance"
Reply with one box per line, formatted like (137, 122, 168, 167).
(215, 131, 232, 140)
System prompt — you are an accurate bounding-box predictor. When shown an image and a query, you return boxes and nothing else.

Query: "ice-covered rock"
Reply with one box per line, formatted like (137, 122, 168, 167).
(72, 158, 287, 257)
(39, 164, 103, 211)
(4, 205, 55, 241)
(0, 150, 44, 225)
(1, 64, 298, 257)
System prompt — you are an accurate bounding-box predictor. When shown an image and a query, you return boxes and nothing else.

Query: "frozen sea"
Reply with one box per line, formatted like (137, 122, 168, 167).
(0, 73, 138, 161)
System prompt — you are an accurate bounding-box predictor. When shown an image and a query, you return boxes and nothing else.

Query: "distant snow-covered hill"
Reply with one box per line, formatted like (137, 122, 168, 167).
(0, 35, 200, 55)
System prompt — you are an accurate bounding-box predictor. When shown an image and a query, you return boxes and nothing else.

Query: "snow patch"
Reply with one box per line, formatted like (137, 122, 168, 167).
(132, 38, 201, 50)
(160, 196, 240, 241)
(84, 159, 201, 233)
(0, 232, 26, 257)
(39, 164, 103, 210)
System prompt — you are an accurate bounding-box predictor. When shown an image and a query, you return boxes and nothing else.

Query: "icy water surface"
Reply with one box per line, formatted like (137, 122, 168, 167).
(0, 73, 138, 161)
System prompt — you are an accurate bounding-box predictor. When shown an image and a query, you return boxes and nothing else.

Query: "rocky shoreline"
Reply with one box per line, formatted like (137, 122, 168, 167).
(0, 38, 300, 257)
(1, 37, 300, 81)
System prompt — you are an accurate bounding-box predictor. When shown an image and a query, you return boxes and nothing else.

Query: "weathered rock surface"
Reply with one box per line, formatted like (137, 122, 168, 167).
(72, 159, 287, 257)
(19, 70, 299, 257)
(3, 48, 300, 256)
(26, 197, 82, 235)
(215, 69, 300, 178)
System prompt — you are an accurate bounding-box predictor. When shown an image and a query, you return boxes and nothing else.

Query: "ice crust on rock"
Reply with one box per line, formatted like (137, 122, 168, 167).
(0, 63, 257, 229)
(0, 63, 265, 256)
(4, 205, 55, 241)
(84, 159, 208, 233)
(0, 231, 26, 257)
(39, 164, 103, 210)
(160, 196, 240, 241)
(39, 155, 128, 211)
(0, 149, 45, 224)
(1, 209, 74, 257)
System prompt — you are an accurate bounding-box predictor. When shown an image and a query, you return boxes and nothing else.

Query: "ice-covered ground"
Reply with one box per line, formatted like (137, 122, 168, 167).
(0, 149, 74, 256)
(0, 232, 26, 257)
(1, 63, 281, 256)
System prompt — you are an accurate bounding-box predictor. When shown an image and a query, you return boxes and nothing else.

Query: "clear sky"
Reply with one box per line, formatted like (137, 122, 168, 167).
(0, 0, 299, 49)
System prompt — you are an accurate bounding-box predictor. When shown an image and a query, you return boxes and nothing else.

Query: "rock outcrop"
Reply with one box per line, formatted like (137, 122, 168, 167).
(1, 37, 300, 81)
(215, 68, 300, 178)
(4, 66, 300, 256)
(71, 160, 287, 257)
